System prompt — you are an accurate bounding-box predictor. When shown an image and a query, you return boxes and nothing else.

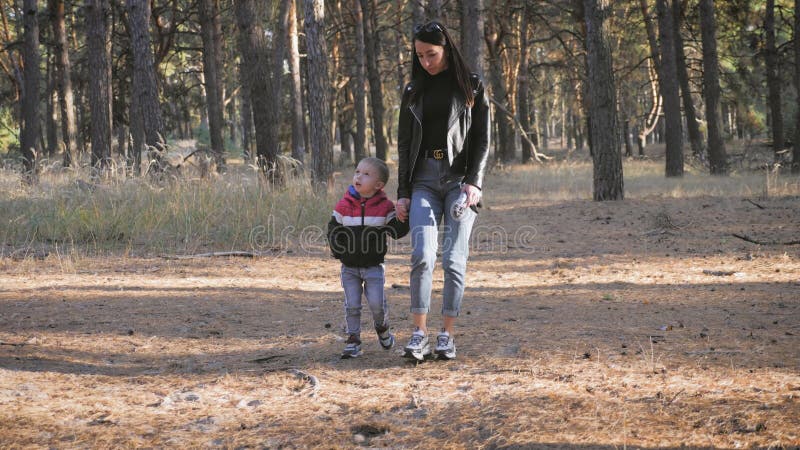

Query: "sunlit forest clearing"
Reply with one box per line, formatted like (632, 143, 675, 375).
(3, 0, 800, 446)
(1, 141, 798, 447)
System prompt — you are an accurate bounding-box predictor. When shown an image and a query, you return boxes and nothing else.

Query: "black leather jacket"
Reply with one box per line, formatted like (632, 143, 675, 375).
(397, 73, 491, 200)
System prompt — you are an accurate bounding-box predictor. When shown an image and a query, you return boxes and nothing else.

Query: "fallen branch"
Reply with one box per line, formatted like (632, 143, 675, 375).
(489, 97, 553, 163)
(743, 199, 765, 210)
(160, 250, 278, 259)
(0, 341, 25, 347)
(732, 234, 800, 246)
(702, 270, 736, 276)
(249, 354, 289, 364)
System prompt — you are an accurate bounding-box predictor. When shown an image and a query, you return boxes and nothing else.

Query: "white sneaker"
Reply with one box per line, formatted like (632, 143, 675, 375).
(435, 330, 456, 360)
(403, 328, 430, 361)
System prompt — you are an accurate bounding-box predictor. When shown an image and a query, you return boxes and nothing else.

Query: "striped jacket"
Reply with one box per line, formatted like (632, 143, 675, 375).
(327, 186, 409, 267)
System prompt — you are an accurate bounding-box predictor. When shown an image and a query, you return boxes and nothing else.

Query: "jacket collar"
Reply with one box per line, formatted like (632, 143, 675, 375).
(345, 186, 387, 205)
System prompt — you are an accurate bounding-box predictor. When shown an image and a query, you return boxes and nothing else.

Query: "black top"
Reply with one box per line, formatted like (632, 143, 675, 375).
(420, 69, 453, 157)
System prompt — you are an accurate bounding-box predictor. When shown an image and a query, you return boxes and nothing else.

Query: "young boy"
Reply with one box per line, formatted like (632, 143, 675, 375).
(327, 157, 409, 358)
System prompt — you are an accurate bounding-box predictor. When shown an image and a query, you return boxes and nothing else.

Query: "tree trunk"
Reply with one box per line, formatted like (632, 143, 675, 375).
(235, 0, 281, 182)
(699, 0, 728, 174)
(639, 0, 661, 73)
(127, 0, 164, 175)
(517, 6, 535, 163)
(540, 97, 549, 150)
(304, 0, 332, 185)
(765, 0, 784, 160)
(286, 0, 306, 164)
(584, 0, 623, 200)
(657, 0, 683, 177)
(461, 0, 484, 78)
(199, 0, 226, 172)
(428, 0, 445, 21)
(239, 67, 253, 161)
(21, 0, 41, 178)
(86, 0, 112, 174)
(45, 52, 58, 158)
(412, 0, 425, 26)
(672, 0, 703, 157)
(486, 12, 516, 163)
(272, 0, 291, 158)
(794, 0, 800, 173)
(361, 0, 388, 161)
(50, 0, 78, 168)
(352, 0, 367, 162)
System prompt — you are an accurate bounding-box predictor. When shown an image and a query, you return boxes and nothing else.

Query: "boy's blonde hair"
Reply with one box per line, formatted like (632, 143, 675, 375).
(360, 157, 389, 184)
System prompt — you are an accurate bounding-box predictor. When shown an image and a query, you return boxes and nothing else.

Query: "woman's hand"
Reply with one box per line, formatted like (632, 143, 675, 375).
(396, 198, 410, 222)
(462, 184, 482, 207)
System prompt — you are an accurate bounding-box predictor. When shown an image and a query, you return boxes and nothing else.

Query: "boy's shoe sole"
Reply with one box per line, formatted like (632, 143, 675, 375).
(379, 333, 395, 350)
(341, 350, 362, 359)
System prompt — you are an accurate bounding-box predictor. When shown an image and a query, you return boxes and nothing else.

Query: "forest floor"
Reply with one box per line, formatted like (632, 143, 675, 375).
(1, 146, 799, 448)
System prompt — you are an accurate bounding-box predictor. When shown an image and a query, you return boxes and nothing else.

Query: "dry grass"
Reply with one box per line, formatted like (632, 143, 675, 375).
(1, 145, 799, 448)
(0, 153, 332, 257)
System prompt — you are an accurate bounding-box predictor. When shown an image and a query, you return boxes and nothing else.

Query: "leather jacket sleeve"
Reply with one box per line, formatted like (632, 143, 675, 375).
(463, 76, 490, 190)
(396, 84, 414, 200)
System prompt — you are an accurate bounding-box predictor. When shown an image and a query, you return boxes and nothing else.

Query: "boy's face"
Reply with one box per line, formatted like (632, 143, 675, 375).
(353, 161, 385, 198)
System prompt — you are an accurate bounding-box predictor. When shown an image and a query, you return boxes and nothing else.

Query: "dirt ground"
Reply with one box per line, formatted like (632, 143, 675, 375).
(1, 163, 799, 448)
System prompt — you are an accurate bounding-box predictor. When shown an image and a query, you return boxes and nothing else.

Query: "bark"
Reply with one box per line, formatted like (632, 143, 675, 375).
(794, 0, 800, 173)
(238, 66, 253, 161)
(428, 0, 445, 21)
(304, 0, 332, 185)
(765, 0, 784, 160)
(49, 0, 78, 167)
(352, 0, 367, 162)
(657, 0, 683, 176)
(412, 0, 425, 26)
(672, 0, 703, 157)
(199, 0, 226, 171)
(517, 6, 536, 163)
(286, 0, 306, 163)
(45, 52, 58, 158)
(361, 0, 388, 161)
(235, 0, 281, 181)
(127, 0, 164, 175)
(584, 0, 623, 200)
(272, 0, 290, 157)
(639, 0, 661, 73)
(461, 0, 484, 78)
(86, 0, 112, 173)
(20, 0, 41, 178)
(486, 10, 516, 163)
(699, 0, 728, 174)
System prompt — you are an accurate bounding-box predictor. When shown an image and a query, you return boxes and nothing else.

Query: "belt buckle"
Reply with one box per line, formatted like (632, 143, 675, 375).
(432, 149, 445, 160)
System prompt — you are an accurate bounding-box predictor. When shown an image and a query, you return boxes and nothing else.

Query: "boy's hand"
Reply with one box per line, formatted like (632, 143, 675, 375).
(396, 198, 410, 222)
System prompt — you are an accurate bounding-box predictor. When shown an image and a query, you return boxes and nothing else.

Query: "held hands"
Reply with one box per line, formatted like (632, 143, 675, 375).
(396, 198, 410, 222)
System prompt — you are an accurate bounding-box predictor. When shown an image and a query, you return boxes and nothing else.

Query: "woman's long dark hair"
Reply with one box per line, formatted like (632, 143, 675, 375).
(409, 21, 475, 107)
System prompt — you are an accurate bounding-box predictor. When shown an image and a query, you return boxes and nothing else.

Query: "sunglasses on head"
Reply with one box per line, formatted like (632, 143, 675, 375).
(414, 22, 444, 34)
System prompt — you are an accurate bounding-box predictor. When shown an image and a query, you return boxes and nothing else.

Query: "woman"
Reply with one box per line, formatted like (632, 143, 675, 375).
(395, 21, 490, 360)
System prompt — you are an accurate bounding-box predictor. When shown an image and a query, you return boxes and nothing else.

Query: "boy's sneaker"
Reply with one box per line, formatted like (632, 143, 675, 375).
(403, 328, 430, 361)
(435, 330, 456, 360)
(341, 335, 362, 359)
(376, 325, 395, 350)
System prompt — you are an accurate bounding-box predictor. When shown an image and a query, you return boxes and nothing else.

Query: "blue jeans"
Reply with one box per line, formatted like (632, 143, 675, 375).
(341, 264, 388, 337)
(409, 158, 477, 317)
